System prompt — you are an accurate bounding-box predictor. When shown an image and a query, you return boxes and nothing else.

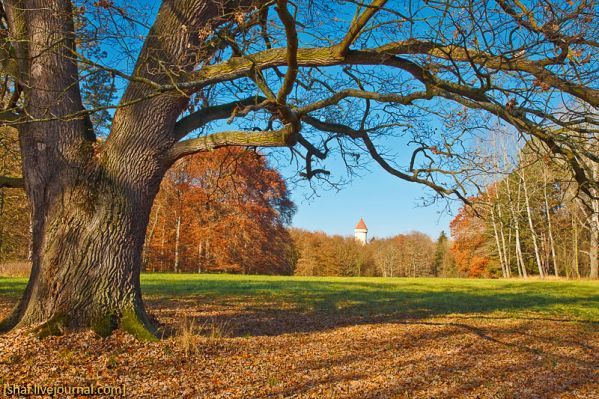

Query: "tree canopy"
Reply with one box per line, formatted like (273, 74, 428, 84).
(2, 0, 597, 199)
(145, 147, 295, 275)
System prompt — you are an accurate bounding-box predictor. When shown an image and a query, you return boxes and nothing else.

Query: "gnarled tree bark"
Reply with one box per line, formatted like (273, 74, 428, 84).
(1, 0, 257, 338)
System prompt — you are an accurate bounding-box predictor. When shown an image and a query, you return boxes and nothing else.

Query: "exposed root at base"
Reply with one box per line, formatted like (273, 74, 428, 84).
(31, 315, 67, 339)
(120, 308, 159, 342)
(2, 303, 159, 341)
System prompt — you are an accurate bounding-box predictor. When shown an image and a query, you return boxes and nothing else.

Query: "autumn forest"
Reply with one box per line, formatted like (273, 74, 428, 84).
(1, 140, 596, 280)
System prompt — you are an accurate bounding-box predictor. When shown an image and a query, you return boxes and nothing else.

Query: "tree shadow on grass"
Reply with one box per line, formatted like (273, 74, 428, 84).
(2, 275, 598, 337)
(142, 277, 599, 338)
(239, 306, 598, 399)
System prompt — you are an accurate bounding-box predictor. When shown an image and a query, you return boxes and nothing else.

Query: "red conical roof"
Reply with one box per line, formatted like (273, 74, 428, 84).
(355, 218, 367, 230)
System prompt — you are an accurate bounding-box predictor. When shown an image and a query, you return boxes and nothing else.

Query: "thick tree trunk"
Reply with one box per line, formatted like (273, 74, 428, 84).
(0, 0, 170, 338)
(1, 168, 161, 339)
(1, 0, 250, 339)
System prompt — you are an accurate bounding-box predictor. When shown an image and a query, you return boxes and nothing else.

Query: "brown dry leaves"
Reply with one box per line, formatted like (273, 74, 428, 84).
(1, 298, 598, 398)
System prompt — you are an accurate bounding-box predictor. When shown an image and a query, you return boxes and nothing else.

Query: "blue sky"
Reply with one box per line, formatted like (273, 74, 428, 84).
(86, 1, 467, 240)
(280, 162, 457, 240)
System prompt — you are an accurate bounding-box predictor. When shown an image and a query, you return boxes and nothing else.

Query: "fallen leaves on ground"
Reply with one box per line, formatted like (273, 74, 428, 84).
(0, 296, 597, 398)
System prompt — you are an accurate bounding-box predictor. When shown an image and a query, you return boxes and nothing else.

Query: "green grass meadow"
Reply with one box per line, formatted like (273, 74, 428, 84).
(2, 274, 598, 323)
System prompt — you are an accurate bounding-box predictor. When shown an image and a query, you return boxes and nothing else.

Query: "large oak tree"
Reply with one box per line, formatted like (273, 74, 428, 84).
(0, 0, 597, 337)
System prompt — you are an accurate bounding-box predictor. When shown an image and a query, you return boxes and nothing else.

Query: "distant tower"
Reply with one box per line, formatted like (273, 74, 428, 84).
(354, 218, 368, 244)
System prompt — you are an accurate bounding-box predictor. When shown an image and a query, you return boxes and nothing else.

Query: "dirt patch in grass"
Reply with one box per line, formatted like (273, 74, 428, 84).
(1, 294, 598, 398)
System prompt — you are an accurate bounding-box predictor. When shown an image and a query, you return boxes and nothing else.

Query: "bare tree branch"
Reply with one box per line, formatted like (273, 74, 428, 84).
(336, 0, 388, 56)
(274, 0, 298, 104)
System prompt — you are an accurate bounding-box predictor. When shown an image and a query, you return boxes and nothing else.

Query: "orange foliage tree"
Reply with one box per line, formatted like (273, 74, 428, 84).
(144, 148, 295, 274)
(449, 203, 498, 278)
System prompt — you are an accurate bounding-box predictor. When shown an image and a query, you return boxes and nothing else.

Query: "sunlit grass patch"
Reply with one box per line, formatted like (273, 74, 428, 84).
(1, 273, 598, 322)
(137, 274, 599, 322)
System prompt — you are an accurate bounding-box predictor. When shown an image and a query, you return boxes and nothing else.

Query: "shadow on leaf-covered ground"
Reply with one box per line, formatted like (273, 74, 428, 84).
(1, 274, 598, 398)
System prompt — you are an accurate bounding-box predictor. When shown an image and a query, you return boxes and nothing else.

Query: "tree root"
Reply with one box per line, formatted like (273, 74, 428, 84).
(2, 297, 159, 341)
(31, 315, 67, 339)
(0, 315, 18, 334)
(0, 302, 27, 334)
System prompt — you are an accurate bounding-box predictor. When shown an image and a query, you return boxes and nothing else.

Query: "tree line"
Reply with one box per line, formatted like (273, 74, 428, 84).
(0, 137, 456, 277)
(3, 137, 596, 279)
(291, 229, 456, 278)
(451, 138, 598, 279)
(0, 130, 457, 278)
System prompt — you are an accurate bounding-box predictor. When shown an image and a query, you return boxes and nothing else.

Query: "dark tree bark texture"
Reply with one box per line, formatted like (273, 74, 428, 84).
(1, 0, 236, 338)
